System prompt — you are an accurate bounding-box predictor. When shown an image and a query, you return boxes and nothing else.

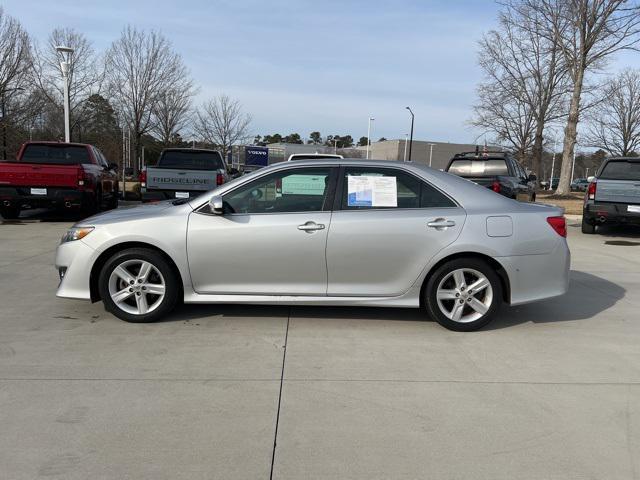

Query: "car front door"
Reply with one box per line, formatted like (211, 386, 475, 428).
(187, 166, 337, 295)
(326, 166, 466, 297)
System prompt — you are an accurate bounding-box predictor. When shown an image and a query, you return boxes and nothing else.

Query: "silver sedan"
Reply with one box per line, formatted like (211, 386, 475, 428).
(55, 159, 570, 331)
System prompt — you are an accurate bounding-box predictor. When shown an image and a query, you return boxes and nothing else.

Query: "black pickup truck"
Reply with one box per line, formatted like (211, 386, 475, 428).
(445, 151, 537, 202)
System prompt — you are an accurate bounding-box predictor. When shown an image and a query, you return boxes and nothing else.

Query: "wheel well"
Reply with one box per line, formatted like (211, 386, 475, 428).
(89, 242, 184, 302)
(419, 252, 511, 307)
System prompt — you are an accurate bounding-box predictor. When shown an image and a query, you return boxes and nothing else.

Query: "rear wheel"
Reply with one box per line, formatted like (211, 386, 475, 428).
(424, 258, 502, 332)
(0, 206, 20, 220)
(107, 189, 118, 210)
(98, 248, 179, 323)
(581, 217, 596, 234)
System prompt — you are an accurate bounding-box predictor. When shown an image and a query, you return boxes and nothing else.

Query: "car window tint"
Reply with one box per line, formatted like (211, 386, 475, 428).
(342, 167, 455, 209)
(448, 159, 509, 176)
(21, 145, 90, 165)
(159, 151, 224, 170)
(600, 161, 640, 181)
(223, 167, 332, 214)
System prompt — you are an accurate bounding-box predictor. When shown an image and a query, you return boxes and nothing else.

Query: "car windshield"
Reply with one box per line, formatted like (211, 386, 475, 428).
(158, 151, 224, 170)
(20, 145, 90, 165)
(600, 160, 640, 181)
(448, 159, 509, 176)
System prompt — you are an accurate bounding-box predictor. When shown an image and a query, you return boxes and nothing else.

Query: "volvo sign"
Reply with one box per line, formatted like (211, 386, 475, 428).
(245, 146, 269, 167)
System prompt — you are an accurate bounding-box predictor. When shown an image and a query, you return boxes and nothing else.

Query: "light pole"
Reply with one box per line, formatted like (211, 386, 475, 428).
(405, 107, 414, 162)
(366, 117, 374, 159)
(56, 45, 74, 143)
(334, 138, 338, 154)
(571, 148, 577, 184)
(428, 143, 435, 167)
(403, 133, 408, 161)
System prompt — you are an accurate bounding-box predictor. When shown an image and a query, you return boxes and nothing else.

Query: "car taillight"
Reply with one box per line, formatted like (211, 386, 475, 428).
(587, 180, 596, 201)
(547, 216, 567, 237)
(216, 173, 225, 186)
(491, 181, 501, 193)
(77, 169, 85, 188)
(139, 169, 147, 187)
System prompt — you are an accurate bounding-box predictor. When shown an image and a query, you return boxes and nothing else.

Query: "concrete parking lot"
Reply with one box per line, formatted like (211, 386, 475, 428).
(1, 210, 639, 479)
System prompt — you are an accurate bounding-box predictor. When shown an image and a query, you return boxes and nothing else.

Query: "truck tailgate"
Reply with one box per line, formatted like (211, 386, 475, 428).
(145, 167, 217, 191)
(0, 162, 80, 187)
(595, 179, 640, 204)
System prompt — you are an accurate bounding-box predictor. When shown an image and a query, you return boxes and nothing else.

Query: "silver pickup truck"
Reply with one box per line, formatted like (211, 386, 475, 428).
(141, 148, 229, 202)
(582, 157, 640, 233)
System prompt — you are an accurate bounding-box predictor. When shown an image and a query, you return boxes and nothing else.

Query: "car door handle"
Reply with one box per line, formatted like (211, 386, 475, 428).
(427, 218, 456, 229)
(298, 221, 325, 232)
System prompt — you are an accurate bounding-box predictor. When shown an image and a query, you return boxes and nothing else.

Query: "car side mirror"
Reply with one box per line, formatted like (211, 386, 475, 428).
(108, 163, 118, 171)
(209, 195, 224, 215)
(587, 176, 595, 182)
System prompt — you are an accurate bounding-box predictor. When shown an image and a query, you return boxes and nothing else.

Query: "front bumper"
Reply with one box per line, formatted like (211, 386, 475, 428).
(583, 201, 640, 225)
(55, 239, 96, 300)
(0, 186, 88, 210)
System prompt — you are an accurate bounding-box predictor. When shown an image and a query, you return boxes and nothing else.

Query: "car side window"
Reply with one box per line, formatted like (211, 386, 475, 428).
(341, 167, 455, 209)
(222, 167, 333, 214)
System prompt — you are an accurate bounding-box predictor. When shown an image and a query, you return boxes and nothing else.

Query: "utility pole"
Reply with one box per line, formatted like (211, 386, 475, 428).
(549, 138, 557, 191)
(428, 143, 435, 167)
(405, 107, 414, 162)
(403, 134, 408, 162)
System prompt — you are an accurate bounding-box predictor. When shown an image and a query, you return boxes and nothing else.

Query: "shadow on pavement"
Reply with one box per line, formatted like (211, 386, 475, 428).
(167, 270, 624, 330)
(486, 270, 625, 330)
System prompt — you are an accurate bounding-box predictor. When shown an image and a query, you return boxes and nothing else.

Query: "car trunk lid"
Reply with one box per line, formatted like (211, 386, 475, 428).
(0, 162, 81, 187)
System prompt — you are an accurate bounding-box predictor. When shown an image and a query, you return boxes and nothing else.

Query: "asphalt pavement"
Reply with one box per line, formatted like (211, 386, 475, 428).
(0, 210, 639, 479)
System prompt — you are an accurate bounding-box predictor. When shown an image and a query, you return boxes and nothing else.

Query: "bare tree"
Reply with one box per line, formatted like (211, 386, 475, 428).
(483, 2, 571, 179)
(472, 79, 537, 162)
(585, 69, 640, 156)
(31, 28, 104, 140)
(194, 94, 252, 159)
(517, 0, 640, 194)
(152, 82, 196, 145)
(106, 26, 188, 173)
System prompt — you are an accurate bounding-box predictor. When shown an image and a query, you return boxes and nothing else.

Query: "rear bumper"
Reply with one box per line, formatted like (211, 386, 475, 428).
(499, 239, 571, 306)
(141, 188, 204, 203)
(583, 201, 640, 225)
(0, 186, 89, 209)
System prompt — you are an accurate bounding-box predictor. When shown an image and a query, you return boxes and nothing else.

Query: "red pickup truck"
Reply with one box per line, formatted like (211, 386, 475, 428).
(0, 141, 119, 219)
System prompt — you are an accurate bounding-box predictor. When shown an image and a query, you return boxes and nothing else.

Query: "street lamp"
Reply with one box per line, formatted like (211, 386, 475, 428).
(56, 45, 74, 143)
(403, 133, 408, 161)
(366, 117, 375, 159)
(428, 143, 436, 167)
(405, 107, 414, 162)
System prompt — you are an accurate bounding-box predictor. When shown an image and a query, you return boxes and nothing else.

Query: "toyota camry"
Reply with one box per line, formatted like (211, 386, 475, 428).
(55, 159, 570, 331)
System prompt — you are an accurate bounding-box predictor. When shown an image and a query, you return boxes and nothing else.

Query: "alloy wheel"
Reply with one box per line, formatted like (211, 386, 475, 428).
(108, 259, 166, 315)
(435, 268, 493, 323)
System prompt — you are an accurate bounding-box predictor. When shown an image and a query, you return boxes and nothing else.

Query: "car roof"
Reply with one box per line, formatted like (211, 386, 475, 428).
(161, 148, 221, 154)
(24, 141, 91, 148)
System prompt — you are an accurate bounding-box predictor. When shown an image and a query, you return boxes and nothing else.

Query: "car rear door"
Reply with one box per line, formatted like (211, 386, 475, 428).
(187, 166, 337, 295)
(326, 166, 466, 297)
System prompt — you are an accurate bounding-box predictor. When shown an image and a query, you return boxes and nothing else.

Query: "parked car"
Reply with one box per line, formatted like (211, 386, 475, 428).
(288, 153, 343, 161)
(140, 148, 228, 202)
(571, 178, 590, 192)
(445, 151, 537, 202)
(582, 157, 640, 234)
(0, 141, 118, 219)
(548, 177, 560, 190)
(55, 159, 570, 332)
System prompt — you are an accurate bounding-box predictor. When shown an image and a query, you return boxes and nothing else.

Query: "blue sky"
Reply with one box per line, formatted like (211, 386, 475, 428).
(5, 0, 637, 144)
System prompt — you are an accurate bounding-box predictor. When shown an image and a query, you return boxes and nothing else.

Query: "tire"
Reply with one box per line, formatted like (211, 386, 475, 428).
(581, 217, 596, 234)
(0, 206, 21, 220)
(98, 248, 180, 323)
(531, 192, 536, 202)
(107, 190, 118, 210)
(424, 258, 502, 332)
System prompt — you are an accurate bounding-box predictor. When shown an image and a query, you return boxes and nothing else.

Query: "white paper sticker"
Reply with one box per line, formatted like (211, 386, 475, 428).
(347, 176, 397, 207)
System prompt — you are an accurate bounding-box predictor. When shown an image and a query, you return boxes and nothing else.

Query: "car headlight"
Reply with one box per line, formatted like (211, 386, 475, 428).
(61, 227, 94, 244)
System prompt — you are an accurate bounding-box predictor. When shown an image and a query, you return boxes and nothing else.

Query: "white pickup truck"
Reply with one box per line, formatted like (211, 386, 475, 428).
(582, 157, 640, 233)
(141, 148, 229, 202)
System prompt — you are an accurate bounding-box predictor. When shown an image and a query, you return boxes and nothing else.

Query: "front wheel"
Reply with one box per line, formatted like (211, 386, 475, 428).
(424, 258, 502, 332)
(98, 248, 179, 323)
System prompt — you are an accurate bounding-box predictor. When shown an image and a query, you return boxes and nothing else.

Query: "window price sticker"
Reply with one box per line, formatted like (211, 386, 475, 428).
(347, 176, 397, 207)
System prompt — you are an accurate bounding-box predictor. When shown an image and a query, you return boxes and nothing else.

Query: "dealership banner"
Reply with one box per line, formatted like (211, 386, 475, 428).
(245, 146, 269, 167)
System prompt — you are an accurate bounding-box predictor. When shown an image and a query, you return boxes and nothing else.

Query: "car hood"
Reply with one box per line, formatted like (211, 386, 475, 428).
(77, 201, 180, 226)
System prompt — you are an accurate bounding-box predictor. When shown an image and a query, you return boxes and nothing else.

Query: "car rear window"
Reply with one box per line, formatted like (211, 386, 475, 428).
(600, 160, 640, 181)
(21, 145, 90, 165)
(158, 151, 224, 170)
(448, 159, 509, 176)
